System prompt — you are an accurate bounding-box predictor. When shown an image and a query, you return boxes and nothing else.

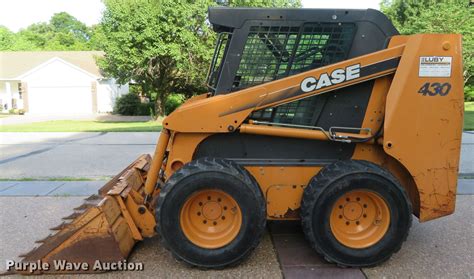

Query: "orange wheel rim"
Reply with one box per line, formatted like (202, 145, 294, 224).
(330, 190, 390, 249)
(180, 189, 242, 249)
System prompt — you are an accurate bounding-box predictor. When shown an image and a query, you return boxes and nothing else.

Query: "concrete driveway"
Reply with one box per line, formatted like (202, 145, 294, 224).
(0, 194, 472, 278)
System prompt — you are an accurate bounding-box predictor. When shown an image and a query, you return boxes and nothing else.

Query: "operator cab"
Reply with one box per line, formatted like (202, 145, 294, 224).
(206, 7, 398, 127)
(207, 7, 398, 94)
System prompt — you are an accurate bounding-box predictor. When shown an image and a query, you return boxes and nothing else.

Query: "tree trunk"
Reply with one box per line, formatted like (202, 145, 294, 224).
(154, 92, 168, 117)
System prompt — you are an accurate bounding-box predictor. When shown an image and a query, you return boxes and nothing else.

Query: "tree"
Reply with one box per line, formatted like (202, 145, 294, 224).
(99, 0, 302, 116)
(99, 0, 215, 115)
(0, 26, 16, 50)
(381, 0, 474, 100)
(0, 12, 102, 51)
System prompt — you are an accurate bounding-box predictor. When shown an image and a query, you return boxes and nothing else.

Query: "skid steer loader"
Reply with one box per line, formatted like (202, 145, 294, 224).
(13, 7, 464, 274)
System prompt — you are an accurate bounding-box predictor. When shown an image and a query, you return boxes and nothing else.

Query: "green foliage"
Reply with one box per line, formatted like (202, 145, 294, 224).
(137, 102, 156, 116)
(381, 0, 474, 100)
(99, 0, 216, 116)
(0, 26, 16, 50)
(465, 102, 474, 130)
(0, 12, 103, 51)
(165, 94, 186, 115)
(465, 85, 474, 102)
(114, 93, 142, 115)
(229, 0, 301, 7)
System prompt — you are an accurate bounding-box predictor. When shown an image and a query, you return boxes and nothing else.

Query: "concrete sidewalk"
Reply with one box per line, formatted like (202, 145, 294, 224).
(0, 180, 105, 196)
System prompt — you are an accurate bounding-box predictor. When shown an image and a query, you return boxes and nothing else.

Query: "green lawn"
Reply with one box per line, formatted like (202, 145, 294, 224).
(0, 120, 162, 132)
(465, 102, 474, 131)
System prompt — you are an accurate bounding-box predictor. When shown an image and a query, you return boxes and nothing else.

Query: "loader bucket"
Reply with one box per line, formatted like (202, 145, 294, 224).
(12, 155, 155, 275)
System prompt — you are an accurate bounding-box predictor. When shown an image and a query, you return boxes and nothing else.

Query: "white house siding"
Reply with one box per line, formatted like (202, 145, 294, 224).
(97, 79, 129, 113)
(22, 59, 95, 114)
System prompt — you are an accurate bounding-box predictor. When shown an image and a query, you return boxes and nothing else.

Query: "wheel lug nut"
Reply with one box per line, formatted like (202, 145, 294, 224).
(203, 220, 207, 224)
(223, 206, 227, 210)
(339, 215, 343, 219)
(346, 221, 350, 225)
(218, 198, 221, 202)
(197, 212, 201, 216)
(356, 197, 360, 201)
(213, 221, 217, 225)
(199, 202, 203, 206)
(363, 214, 367, 218)
(222, 216, 225, 220)
(346, 198, 350, 202)
(207, 196, 211, 200)
(356, 221, 360, 225)
(338, 205, 343, 209)
(363, 204, 367, 208)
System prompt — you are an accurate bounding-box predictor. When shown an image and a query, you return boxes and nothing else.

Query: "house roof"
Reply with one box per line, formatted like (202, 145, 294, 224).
(0, 51, 104, 79)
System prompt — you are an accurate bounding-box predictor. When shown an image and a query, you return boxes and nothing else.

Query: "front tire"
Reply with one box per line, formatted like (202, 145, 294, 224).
(156, 157, 266, 268)
(301, 160, 412, 267)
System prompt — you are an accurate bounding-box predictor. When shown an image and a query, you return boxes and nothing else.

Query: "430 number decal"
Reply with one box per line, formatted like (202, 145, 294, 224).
(418, 82, 451, 96)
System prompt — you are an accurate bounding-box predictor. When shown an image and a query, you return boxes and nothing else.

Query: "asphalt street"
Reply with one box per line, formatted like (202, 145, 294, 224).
(0, 132, 473, 179)
(0, 132, 159, 179)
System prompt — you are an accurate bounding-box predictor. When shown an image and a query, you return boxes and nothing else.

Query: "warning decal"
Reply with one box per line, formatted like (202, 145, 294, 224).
(419, 56, 452, 77)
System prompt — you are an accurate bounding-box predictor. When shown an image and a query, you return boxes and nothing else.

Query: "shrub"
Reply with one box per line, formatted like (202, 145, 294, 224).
(114, 93, 141, 115)
(137, 102, 155, 116)
(465, 85, 474, 102)
(165, 94, 185, 115)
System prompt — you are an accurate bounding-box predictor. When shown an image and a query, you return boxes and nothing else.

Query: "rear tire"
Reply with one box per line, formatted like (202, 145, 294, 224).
(301, 160, 412, 267)
(156, 157, 266, 268)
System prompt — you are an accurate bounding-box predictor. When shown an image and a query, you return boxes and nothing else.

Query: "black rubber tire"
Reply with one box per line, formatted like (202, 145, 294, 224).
(155, 157, 266, 268)
(301, 160, 412, 267)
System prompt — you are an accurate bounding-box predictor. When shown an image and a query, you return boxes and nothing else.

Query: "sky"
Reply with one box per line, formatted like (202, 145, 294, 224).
(0, 0, 381, 32)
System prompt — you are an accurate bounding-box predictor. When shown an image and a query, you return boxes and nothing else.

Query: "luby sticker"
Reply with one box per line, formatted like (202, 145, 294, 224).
(419, 56, 452, 77)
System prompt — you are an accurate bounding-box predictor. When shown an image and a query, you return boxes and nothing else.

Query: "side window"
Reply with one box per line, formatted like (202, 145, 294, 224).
(207, 33, 232, 92)
(233, 26, 299, 90)
(247, 22, 356, 126)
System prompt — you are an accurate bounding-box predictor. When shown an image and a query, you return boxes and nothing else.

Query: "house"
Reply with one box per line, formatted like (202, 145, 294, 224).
(0, 51, 128, 114)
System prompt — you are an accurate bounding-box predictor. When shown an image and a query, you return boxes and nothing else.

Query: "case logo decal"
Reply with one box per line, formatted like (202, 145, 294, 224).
(300, 64, 360, 93)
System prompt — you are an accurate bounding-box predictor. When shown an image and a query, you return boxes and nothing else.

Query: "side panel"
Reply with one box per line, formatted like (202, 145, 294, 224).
(383, 34, 464, 221)
(246, 166, 321, 219)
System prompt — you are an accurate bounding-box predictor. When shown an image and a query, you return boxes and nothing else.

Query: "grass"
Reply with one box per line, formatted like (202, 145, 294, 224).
(0, 120, 162, 132)
(465, 102, 474, 131)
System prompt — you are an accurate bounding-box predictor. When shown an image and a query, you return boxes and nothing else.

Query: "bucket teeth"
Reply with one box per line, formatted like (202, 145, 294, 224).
(12, 154, 152, 274)
(19, 247, 37, 258)
(62, 212, 82, 220)
(50, 222, 68, 231)
(35, 234, 53, 244)
(74, 203, 94, 211)
(85, 194, 100, 201)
